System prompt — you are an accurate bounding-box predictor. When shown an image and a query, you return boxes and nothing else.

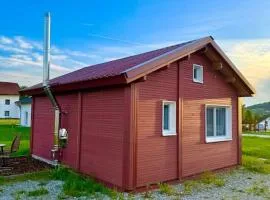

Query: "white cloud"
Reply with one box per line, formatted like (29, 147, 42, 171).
(0, 71, 40, 86)
(0, 35, 109, 87)
(10, 54, 33, 61)
(51, 54, 69, 61)
(0, 44, 27, 53)
(14, 36, 33, 49)
(0, 36, 13, 44)
(64, 50, 100, 59)
(218, 39, 270, 105)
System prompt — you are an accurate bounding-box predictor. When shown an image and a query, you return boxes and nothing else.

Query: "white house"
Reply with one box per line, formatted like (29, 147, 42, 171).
(256, 117, 270, 131)
(17, 97, 32, 127)
(0, 82, 20, 119)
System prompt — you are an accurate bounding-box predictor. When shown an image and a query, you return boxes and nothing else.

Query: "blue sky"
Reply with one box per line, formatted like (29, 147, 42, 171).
(0, 0, 270, 105)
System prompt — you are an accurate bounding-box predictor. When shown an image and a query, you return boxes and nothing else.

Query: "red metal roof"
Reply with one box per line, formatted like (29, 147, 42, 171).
(25, 40, 194, 90)
(0, 82, 20, 95)
(21, 36, 255, 96)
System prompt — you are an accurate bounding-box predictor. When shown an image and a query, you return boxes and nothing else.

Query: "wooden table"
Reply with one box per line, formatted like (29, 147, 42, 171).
(0, 144, 6, 167)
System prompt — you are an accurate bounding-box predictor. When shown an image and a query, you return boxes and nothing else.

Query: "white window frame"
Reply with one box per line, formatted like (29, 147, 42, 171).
(162, 100, 176, 136)
(193, 64, 203, 83)
(205, 104, 232, 143)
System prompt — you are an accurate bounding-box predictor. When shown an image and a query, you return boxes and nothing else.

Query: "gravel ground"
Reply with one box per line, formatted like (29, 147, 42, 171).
(1, 169, 270, 199)
(0, 180, 63, 200)
(133, 169, 270, 200)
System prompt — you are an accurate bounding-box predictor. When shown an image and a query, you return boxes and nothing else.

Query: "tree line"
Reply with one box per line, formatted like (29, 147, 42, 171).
(242, 105, 268, 131)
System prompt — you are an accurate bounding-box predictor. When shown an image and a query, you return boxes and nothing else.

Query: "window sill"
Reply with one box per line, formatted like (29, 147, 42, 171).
(162, 131, 177, 136)
(205, 137, 232, 143)
(193, 79, 203, 84)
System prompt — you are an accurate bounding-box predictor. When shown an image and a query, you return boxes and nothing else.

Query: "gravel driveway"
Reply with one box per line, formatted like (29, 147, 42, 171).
(133, 169, 270, 200)
(1, 169, 270, 199)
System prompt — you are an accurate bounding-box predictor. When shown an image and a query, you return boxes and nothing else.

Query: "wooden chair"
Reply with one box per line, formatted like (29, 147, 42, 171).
(0, 134, 21, 167)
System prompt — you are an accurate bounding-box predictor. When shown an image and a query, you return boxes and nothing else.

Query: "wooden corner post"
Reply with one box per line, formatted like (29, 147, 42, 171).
(237, 97, 243, 165)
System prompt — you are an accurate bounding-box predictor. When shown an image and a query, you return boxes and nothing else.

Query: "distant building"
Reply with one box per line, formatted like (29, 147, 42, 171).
(17, 97, 32, 127)
(256, 117, 270, 131)
(0, 82, 20, 119)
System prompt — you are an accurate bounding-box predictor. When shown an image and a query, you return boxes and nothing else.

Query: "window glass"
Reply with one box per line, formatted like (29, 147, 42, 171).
(194, 68, 198, 80)
(193, 65, 203, 83)
(163, 104, 170, 130)
(205, 105, 232, 142)
(4, 111, 9, 117)
(25, 111, 28, 125)
(216, 108, 226, 136)
(207, 107, 214, 136)
(5, 99, 10, 105)
(162, 101, 176, 136)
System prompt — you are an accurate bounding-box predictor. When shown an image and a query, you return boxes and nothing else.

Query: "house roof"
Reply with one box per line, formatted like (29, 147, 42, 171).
(21, 36, 255, 97)
(0, 82, 20, 95)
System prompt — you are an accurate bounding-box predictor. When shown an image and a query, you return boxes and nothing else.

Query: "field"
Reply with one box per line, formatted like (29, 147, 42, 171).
(242, 135, 270, 173)
(0, 119, 19, 125)
(0, 125, 30, 156)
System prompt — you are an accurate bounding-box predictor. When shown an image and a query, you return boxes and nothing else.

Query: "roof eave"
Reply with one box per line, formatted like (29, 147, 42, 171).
(209, 40, 256, 96)
(20, 74, 128, 96)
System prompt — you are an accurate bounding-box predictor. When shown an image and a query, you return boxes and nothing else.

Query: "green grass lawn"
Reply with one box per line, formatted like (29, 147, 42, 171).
(0, 167, 122, 198)
(242, 135, 270, 173)
(0, 125, 30, 156)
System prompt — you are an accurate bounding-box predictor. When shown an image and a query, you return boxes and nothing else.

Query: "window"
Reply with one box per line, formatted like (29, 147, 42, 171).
(5, 99, 10, 105)
(25, 111, 28, 125)
(205, 105, 232, 143)
(193, 64, 203, 83)
(4, 111, 10, 117)
(162, 101, 176, 136)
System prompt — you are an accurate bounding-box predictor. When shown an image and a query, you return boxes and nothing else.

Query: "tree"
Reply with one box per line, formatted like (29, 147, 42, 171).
(20, 85, 28, 90)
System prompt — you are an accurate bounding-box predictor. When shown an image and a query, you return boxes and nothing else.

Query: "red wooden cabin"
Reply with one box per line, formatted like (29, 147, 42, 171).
(22, 36, 255, 191)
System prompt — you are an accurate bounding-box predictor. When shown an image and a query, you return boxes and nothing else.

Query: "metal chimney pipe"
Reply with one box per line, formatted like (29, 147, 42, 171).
(43, 12, 61, 164)
(43, 12, 50, 87)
